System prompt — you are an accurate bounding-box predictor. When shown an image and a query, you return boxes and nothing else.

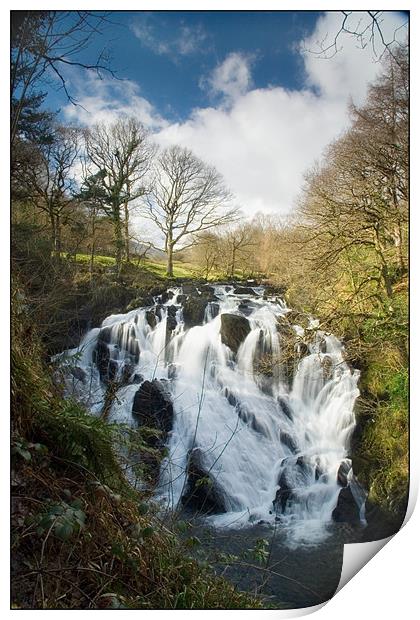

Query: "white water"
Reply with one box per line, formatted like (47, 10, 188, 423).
(55, 284, 362, 544)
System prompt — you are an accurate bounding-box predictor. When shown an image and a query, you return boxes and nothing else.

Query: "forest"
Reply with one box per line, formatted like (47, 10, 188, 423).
(11, 11, 408, 610)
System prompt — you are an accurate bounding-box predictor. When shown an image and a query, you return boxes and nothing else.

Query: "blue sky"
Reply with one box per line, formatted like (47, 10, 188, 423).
(47, 10, 408, 218)
(47, 11, 320, 122)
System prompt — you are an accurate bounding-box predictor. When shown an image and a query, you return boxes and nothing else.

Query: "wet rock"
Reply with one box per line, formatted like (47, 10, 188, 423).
(220, 313, 251, 353)
(277, 396, 294, 421)
(175, 293, 187, 305)
(337, 460, 351, 487)
(332, 486, 360, 523)
(182, 283, 198, 295)
(196, 284, 215, 295)
(69, 366, 86, 383)
(207, 302, 220, 320)
(167, 305, 178, 318)
(182, 297, 208, 328)
(166, 315, 178, 332)
(92, 339, 110, 383)
(233, 286, 256, 296)
(238, 301, 258, 316)
(98, 326, 113, 344)
(126, 295, 154, 311)
(182, 448, 226, 515)
(132, 379, 174, 440)
(274, 469, 293, 513)
(280, 432, 298, 454)
(224, 387, 237, 407)
(145, 310, 157, 329)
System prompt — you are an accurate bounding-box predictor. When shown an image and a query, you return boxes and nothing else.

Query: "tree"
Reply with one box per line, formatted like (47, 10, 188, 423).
(11, 10, 114, 145)
(143, 145, 238, 277)
(83, 118, 154, 276)
(297, 49, 408, 328)
(14, 124, 81, 259)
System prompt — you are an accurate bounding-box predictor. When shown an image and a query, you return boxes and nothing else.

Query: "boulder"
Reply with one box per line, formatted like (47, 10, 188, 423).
(274, 469, 293, 513)
(332, 487, 360, 523)
(182, 448, 226, 515)
(166, 315, 178, 332)
(175, 293, 187, 305)
(337, 460, 351, 487)
(233, 286, 256, 296)
(182, 297, 208, 328)
(220, 313, 251, 353)
(145, 310, 157, 329)
(182, 283, 198, 295)
(132, 380, 174, 440)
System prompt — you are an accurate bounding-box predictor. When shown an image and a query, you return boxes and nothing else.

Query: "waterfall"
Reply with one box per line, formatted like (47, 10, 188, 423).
(55, 283, 362, 543)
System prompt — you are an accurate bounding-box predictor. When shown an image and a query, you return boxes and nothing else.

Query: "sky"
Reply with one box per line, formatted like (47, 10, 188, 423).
(44, 10, 408, 219)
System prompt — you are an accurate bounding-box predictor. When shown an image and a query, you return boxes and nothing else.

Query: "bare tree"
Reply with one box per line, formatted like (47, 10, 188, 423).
(11, 10, 115, 145)
(143, 145, 238, 277)
(83, 118, 154, 276)
(15, 124, 80, 259)
(304, 10, 408, 65)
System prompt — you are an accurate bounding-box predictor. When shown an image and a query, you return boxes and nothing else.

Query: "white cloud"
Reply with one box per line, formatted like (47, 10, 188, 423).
(63, 11, 408, 220)
(202, 52, 253, 101)
(301, 11, 408, 104)
(130, 18, 208, 60)
(63, 71, 167, 131)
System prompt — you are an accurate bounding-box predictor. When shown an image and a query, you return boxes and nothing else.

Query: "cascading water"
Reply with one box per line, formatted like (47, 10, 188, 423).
(55, 283, 363, 544)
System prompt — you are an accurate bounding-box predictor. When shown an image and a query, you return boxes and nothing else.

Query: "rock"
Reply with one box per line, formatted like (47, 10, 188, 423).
(126, 295, 154, 311)
(175, 293, 187, 305)
(69, 366, 86, 383)
(98, 326, 113, 344)
(280, 432, 298, 454)
(332, 487, 360, 523)
(145, 310, 157, 329)
(238, 301, 258, 316)
(223, 387, 237, 407)
(263, 284, 287, 297)
(132, 380, 174, 440)
(277, 396, 294, 421)
(182, 283, 198, 295)
(166, 315, 178, 331)
(274, 469, 293, 513)
(220, 313, 251, 353)
(337, 460, 351, 487)
(207, 302, 220, 320)
(233, 286, 256, 296)
(182, 297, 208, 328)
(167, 305, 178, 317)
(237, 404, 266, 435)
(182, 448, 226, 514)
(92, 339, 110, 383)
(196, 285, 215, 295)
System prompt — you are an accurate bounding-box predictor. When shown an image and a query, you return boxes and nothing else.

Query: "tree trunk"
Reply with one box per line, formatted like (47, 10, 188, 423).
(113, 206, 123, 278)
(166, 238, 174, 277)
(89, 207, 97, 281)
(124, 201, 130, 263)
